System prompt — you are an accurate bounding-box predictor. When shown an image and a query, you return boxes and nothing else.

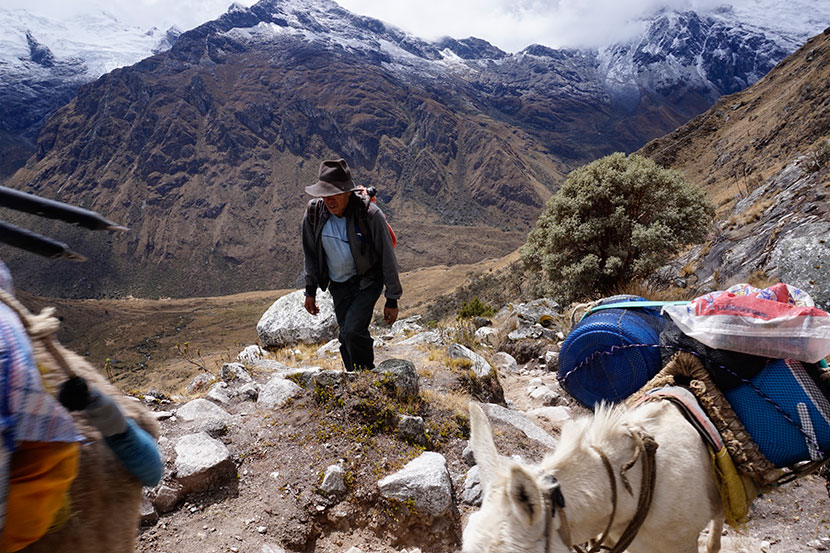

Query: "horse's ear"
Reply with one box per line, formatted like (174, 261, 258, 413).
(508, 465, 545, 528)
(469, 402, 501, 493)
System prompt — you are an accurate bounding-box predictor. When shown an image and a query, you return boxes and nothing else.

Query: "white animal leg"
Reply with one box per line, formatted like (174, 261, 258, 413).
(706, 517, 723, 553)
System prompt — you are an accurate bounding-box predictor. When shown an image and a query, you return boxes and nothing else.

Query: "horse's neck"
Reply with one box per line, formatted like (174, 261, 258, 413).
(549, 431, 644, 544)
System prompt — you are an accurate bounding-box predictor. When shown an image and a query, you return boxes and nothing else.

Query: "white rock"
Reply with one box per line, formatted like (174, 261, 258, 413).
(398, 330, 444, 346)
(320, 464, 347, 496)
(480, 403, 558, 448)
(529, 406, 572, 424)
(391, 315, 424, 335)
(491, 352, 518, 374)
(177, 399, 232, 424)
(256, 289, 337, 348)
(378, 452, 453, 517)
(207, 382, 233, 404)
(257, 376, 302, 409)
(316, 338, 340, 357)
(474, 326, 498, 345)
(186, 373, 214, 393)
(220, 362, 253, 383)
(236, 345, 265, 363)
(448, 343, 492, 378)
(173, 432, 235, 493)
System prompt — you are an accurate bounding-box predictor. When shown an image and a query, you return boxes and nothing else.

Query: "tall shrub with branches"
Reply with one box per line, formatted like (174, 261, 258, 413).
(521, 152, 714, 304)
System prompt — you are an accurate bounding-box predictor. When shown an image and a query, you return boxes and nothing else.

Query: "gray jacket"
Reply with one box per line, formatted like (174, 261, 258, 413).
(302, 195, 402, 303)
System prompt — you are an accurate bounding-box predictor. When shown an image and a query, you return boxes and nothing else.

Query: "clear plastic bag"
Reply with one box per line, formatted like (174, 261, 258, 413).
(663, 283, 830, 363)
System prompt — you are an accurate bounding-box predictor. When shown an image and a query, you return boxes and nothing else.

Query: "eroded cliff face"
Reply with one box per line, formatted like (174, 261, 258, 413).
(643, 30, 830, 301)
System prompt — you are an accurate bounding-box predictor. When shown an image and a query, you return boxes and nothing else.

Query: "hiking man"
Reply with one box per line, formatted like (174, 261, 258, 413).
(302, 159, 402, 371)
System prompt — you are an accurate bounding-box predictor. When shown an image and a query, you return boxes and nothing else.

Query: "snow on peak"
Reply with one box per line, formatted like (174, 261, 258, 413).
(227, 2, 251, 14)
(0, 7, 176, 78)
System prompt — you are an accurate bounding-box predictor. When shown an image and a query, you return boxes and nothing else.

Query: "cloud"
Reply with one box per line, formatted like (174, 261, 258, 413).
(3, 0, 258, 32)
(337, 0, 727, 51)
(3, 0, 823, 53)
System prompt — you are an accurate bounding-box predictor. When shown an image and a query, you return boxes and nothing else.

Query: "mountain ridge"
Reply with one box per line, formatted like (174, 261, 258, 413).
(2, 0, 828, 298)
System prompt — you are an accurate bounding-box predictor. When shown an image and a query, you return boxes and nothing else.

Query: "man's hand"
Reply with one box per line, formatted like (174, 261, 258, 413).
(383, 306, 399, 326)
(304, 295, 319, 315)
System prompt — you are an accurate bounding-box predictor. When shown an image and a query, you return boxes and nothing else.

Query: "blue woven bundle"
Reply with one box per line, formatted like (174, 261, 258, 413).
(558, 298, 667, 408)
(724, 359, 830, 467)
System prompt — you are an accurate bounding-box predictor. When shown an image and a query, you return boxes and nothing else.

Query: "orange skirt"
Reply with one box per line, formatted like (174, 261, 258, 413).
(0, 441, 80, 553)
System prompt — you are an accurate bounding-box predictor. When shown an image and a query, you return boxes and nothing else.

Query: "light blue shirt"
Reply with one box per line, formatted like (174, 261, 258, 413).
(321, 215, 357, 282)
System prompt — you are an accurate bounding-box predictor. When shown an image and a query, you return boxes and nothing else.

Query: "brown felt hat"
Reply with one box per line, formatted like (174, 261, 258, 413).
(304, 159, 360, 197)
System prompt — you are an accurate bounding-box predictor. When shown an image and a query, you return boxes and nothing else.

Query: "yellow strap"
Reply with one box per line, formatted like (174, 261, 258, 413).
(710, 446, 758, 528)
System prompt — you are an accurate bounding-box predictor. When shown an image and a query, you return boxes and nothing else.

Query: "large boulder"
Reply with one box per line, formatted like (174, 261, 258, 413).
(772, 223, 830, 309)
(173, 432, 235, 494)
(256, 289, 338, 348)
(377, 452, 453, 517)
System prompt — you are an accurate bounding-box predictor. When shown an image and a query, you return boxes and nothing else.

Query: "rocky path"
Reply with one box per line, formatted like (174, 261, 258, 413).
(135, 295, 830, 553)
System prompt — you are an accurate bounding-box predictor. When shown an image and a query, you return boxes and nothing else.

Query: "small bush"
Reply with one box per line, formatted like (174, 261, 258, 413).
(521, 152, 714, 304)
(805, 140, 830, 173)
(457, 297, 497, 320)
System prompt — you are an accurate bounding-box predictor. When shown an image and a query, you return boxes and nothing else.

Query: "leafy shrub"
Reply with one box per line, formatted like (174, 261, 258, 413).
(806, 139, 830, 173)
(457, 296, 497, 319)
(521, 152, 714, 304)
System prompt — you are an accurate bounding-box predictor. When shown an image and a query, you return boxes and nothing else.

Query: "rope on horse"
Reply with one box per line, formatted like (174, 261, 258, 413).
(0, 286, 77, 379)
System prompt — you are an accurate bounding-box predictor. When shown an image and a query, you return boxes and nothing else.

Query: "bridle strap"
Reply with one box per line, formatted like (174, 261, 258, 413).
(571, 448, 617, 553)
(545, 477, 570, 553)
(548, 431, 659, 553)
(608, 432, 658, 553)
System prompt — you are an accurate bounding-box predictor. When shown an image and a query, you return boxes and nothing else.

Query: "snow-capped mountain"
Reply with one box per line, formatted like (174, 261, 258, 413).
(0, 7, 179, 175)
(2, 0, 829, 298)
(2, 0, 826, 178)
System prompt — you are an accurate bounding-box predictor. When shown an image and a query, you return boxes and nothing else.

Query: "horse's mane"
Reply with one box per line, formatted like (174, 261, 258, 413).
(549, 402, 656, 463)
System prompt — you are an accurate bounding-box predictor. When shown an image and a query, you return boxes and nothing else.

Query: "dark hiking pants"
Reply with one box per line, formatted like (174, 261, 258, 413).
(328, 277, 382, 371)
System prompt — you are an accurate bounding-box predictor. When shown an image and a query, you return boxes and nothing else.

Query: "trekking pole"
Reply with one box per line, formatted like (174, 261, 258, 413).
(0, 221, 87, 261)
(0, 186, 128, 231)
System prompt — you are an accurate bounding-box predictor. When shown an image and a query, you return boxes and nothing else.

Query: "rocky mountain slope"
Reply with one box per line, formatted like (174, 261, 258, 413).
(2, 0, 827, 298)
(0, 8, 179, 177)
(642, 28, 830, 306)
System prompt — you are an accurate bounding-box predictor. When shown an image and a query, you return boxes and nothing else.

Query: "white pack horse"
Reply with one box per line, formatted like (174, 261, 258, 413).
(462, 400, 724, 553)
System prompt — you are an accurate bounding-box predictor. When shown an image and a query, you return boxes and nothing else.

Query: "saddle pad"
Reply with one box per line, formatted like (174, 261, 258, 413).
(725, 359, 830, 467)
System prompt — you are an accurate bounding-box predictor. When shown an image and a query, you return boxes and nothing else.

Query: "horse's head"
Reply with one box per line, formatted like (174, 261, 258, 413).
(462, 402, 571, 553)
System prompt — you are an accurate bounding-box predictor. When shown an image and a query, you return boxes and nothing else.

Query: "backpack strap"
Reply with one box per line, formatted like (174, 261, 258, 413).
(308, 198, 324, 237)
(354, 196, 372, 254)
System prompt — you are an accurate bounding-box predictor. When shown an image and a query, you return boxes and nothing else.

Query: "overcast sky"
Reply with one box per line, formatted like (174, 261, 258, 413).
(0, 0, 814, 52)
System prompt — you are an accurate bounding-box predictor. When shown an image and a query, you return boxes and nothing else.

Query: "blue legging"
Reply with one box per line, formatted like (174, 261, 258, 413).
(104, 418, 162, 487)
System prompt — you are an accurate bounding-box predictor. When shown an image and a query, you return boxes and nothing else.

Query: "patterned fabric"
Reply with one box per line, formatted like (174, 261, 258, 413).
(0, 304, 80, 448)
(0, 264, 11, 295)
(687, 282, 817, 314)
(663, 282, 830, 363)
